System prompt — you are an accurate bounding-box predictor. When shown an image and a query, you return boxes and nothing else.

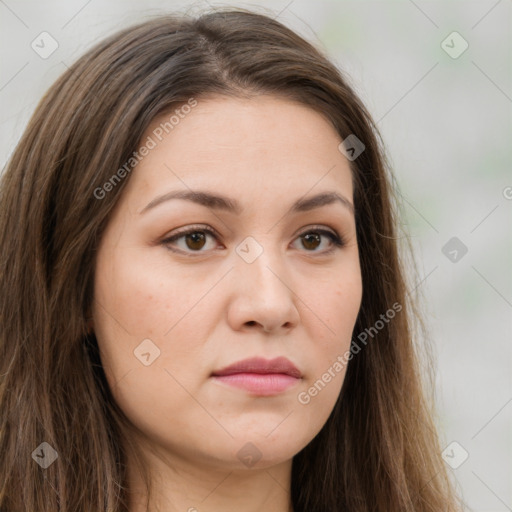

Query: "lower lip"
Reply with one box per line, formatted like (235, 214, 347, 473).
(211, 373, 300, 395)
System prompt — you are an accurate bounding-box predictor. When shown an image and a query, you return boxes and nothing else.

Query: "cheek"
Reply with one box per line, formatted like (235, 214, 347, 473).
(92, 247, 218, 386)
(91, 249, 210, 434)
(294, 266, 362, 423)
(303, 268, 362, 358)
(94, 246, 200, 339)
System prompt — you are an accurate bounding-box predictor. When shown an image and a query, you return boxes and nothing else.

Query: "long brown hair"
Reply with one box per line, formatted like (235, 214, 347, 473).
(0, 7, 462, 511)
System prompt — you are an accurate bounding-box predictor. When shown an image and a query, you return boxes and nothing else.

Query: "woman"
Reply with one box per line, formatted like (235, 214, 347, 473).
(0, 8, 463, 512)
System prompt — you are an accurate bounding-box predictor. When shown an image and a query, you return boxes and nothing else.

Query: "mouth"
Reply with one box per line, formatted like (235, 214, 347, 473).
(210, 356, 302, 396)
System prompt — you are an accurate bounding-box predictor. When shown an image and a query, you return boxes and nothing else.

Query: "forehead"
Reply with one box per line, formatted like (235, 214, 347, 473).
(126, 95, 354, 209)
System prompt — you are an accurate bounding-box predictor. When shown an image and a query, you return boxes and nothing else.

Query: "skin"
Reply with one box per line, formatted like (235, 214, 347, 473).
(91, 95, 363, 512)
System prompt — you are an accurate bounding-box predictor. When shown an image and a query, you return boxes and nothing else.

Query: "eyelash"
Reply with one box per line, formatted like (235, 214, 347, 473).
(161, 224, 346, 256)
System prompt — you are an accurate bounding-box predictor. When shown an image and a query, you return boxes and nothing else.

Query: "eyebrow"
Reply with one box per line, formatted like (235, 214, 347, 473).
(140, 189, 354, 216)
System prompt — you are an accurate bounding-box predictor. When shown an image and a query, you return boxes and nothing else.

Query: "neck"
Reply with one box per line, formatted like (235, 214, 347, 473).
(125, 439, 294, 512)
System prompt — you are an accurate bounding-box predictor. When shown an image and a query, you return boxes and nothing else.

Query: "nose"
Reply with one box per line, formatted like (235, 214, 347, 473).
(226, 241, 300, 335)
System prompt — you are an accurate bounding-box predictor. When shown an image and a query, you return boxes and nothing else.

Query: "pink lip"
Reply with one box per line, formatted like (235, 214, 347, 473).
(211, 357, 302, 396)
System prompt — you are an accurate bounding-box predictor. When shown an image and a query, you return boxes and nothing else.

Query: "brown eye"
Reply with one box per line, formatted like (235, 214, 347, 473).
(162, 226, 219, 254)
(301, 232, 321, 250)
(292, 228, 344, 254)
(184, 231, 207, 250)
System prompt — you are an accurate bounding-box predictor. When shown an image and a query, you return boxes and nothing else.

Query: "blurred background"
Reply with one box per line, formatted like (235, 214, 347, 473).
(0, 1, 510, 510)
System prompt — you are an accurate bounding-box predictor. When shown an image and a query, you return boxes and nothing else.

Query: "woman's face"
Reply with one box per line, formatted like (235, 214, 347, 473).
(92, 95, 362, 471)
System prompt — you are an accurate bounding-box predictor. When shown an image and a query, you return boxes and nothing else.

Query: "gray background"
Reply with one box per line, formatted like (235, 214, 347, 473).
(1, 1, 511, 510)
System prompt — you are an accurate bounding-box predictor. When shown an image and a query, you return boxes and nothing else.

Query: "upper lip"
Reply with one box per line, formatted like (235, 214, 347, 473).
(211, 357, 302, 379)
